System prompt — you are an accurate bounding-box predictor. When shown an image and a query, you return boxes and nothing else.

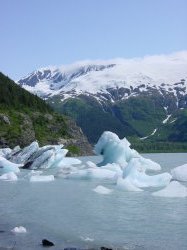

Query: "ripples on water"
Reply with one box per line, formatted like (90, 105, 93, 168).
(0, 153, 187, 250)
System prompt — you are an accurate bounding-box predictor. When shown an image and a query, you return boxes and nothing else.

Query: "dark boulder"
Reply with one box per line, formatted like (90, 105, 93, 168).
(42, 239, 55, 247)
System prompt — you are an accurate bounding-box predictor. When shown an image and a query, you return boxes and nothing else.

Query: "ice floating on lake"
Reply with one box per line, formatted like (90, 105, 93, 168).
(56, 157, 81, 168)
(93, 185, 113, 194)
(30, 170, 43, 175)
(152, 181, 187, 198)
(117, 177, 143, 192)
(95, 131, 139, 166)
(171, 164, 187, 182)
(2, 141, 82, 170)
(11, 226, 27, 233)
(93, 131, 174, 192)
(67, 168, 117, 181)
(122, 158, 171, 188)
(86, 161, 97, 168)
(0, 172, 17, 181)
(80, 236, 94, 242)
(101, 163, 123, 178)
(30, 175, 55, 182)
(10, 141, 39, 164)
(0, 156, 21, 173)
(0, 147, 12, 158)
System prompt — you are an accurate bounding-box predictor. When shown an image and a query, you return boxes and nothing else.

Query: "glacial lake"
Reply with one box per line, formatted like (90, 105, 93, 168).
(0, 153, 187, 250)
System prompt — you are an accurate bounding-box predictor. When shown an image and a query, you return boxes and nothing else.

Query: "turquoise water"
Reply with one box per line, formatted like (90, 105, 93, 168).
(0, 153, 187, 250)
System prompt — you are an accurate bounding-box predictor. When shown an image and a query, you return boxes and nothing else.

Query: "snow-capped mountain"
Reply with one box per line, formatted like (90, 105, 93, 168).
(18, 51, 187, 104)
(18, 51, 187, 144)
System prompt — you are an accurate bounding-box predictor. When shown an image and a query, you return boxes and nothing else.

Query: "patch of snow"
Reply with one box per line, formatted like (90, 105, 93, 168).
(140, 128, 157, 140)
(162, 114, 171, 124)
(18, 51, 187, 100)
(170, 118, 177, 124)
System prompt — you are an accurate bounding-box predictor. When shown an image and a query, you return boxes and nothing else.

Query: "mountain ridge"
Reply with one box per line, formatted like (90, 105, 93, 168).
(17, 51, 187, 149)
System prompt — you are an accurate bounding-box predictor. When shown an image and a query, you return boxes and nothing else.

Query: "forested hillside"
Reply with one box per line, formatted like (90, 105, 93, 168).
(0, 73, 92, 155)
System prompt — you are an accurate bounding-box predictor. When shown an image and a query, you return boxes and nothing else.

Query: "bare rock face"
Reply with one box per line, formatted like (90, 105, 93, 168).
(60, 119, 93, 156)
(0, 114, 10, 125)
(19, 114, 36, 146)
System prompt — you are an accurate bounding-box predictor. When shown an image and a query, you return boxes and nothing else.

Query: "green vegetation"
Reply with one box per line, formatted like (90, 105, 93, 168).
(0, 72, 52, 112)
(0, 72, 71, 148)
(67, 144, 80, 155)
(116, 96, 165, 136)
(130, 140, 187, 153)
(49, 93, 187, 153)
(49, 96, 137, 143)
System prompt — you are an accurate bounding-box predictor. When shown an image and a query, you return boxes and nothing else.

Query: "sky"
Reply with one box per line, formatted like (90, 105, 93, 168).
(0, 0, 187, 80)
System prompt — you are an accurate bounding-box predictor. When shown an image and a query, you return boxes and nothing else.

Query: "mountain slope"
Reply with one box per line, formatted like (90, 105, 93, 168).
(0, 72, 92, 155)
(17, 51, 187, 149)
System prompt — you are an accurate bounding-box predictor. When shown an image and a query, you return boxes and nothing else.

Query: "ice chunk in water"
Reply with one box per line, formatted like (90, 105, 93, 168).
(95, 131, 138, 166)
(93, 185, 113, 194)
(0, 148, 12, 158)
(122, 158, 171, 188)
(30, 175, 55, 182)
(171, 164, 187, 182)
(10, 141, 39, 164)
(152, 181, 187, 198)
(25, 149, 55, 169)
(56, 157, 81, 168)
(0, 172, 18, 181)
(86, 161, 97, 168)
(11, 226, 27, 233)
(67, 168, 117, 181)
(101, 163, 123, 178)
(117, 177, 143, 192)
(0, 156, 21, 173)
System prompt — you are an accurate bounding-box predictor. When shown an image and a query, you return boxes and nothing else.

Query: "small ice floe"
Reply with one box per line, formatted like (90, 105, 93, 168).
(93, 185, 113, 194)
(56, 166, 77, 177)
(0, 147, 12, 158)
(10, 141, 39, 164)
(0, 172, 18, 181)
(11, 226, 27, 233)
(30, 170, 43, 175)
(86, 161, 97, 168)
(0, 156, 21, 173)
(80, 236, 94, 242)
(30, 175, 54, 182)
(171, 164, 187, 182)
(117, 177, 143, 192)
(101, 163, 123, 178)
(57, 157, 81, 167)
(68, 168, 117, 181)
(152, 181, 187, 198)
